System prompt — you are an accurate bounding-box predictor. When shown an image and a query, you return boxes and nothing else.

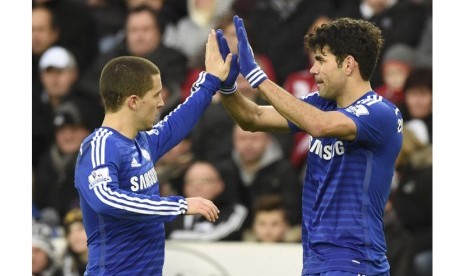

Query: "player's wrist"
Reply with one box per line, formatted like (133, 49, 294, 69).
(178, 196, 188, 215)
(219, 82, 237, 94)
(199, 71, 222, 94)
(245, 67, 268, 88)
(204, 71, 222, 83)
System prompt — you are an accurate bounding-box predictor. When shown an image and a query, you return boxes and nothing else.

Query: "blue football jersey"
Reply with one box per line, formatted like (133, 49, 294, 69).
(74, 72, 220, 275)
(288, 91, 403, 275)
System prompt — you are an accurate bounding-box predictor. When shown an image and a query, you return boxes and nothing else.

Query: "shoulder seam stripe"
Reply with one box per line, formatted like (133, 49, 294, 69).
(90, 129, 112, 168)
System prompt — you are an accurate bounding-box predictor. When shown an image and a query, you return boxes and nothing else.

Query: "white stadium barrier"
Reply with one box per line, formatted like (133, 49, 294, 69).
(164, 241, 302, 276)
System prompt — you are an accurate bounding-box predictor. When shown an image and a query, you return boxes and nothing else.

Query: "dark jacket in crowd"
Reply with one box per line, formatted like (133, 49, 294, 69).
(243, 0, 333, 85)
(38, 0, 99, 72)
(33, 148, 80, 223)
(165, 194, 248, 241)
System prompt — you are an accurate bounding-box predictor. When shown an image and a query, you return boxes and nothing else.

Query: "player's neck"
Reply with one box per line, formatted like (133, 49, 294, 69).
(336, 81, 372, 108)
(101, 112, 138, 140)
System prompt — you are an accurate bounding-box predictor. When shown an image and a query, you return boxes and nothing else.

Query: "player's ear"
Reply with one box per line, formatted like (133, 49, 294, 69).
(344, 55, 357, 76)
(127, 95, 138, 110)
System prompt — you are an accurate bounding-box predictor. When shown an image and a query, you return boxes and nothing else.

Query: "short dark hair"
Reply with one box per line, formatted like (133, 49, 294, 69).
(99, 56, 160, 112)
(253, 194, 290, 222)
(127, 5, 166, 35)
(404, 68, 432, 94)
(305, 17, 384, 81)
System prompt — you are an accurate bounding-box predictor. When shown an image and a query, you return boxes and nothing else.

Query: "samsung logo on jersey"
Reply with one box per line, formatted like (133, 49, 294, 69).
(130, 167, 158, 192)
(308, 137, 344, 160)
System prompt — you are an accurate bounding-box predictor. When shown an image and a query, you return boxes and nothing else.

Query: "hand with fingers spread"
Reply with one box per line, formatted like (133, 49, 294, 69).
(186, 197, 220, 222)
(205, 29, 233, 83)
(233, 15, 268, 88)
(216, 29, 240, 94)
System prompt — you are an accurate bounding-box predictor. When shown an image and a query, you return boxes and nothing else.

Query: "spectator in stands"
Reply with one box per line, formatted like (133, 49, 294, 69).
(33, 100, 93, 222)
(126, 0, 165, 10)
(79, 5, 187, 107)
(401, 67, 433, 143)
(375, 43, 416, 106)
(126, 0, 185, 26)
(385, 126, 432, 276)
(395, 69, 432, 275)
(243, 194, 300, 243)
(163, 0, 234, 68)
(60, 209, 88, 276)
(33, 46, 103, 169)
(218, 125, 302, 227)
(33, 0, 99, 73)
(82, 0, 128, 54)
(165, 161, 247, 241)
(32, 222, 61, 276)
(415, 15, 432, 69)
(383, 66, 432, 276)
(336, 0, 428, 87)
(242, 0, 333, 85)
(32, 5, 59, 88)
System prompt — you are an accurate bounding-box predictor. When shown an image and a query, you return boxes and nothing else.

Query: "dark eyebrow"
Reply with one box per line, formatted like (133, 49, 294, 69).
(314, 55, 324, 62)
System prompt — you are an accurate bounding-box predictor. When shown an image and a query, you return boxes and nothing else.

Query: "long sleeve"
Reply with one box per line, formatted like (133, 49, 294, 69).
(75, 128, 187, 223)
(147, 71, 220, 160)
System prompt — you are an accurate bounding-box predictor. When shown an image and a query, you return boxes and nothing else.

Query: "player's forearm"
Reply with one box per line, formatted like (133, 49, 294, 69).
(170, 72, 219, 130)
(220, 92, 261, 131)
(153, 72, 219, 156)
(258, 79, 330, 137)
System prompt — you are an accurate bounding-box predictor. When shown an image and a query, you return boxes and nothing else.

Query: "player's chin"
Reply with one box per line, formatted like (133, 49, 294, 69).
(148, 113, 159, 128)
(145, 120, 155, 131)
(318, 90, 327, 99)
(318, 89, 332, 100)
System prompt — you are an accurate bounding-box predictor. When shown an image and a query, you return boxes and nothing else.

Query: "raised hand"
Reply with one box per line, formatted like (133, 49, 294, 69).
(216, 29, 239, 94)
(205, 29, 232, 82)
(186, 197, 220, 222)
(233, 15, 268, 88)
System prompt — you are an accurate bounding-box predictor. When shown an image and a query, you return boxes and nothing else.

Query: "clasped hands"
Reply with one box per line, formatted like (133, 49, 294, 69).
(214, 15, 268, 94)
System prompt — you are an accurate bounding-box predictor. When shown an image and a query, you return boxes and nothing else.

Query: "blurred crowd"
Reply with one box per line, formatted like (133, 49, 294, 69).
(31, 0, 432, 275)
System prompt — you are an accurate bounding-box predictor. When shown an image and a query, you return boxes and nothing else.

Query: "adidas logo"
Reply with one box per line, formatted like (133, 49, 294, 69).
(131, 157, 142, 168)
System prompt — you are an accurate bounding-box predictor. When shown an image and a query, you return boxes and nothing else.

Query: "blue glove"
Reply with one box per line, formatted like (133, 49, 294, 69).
(216, 29, 239, 94)
(233, 15, 268, 88)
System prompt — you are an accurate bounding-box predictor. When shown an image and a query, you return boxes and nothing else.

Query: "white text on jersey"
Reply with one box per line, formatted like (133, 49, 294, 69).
(308, 137, 344, 160)
(130, 167, 158, 192)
